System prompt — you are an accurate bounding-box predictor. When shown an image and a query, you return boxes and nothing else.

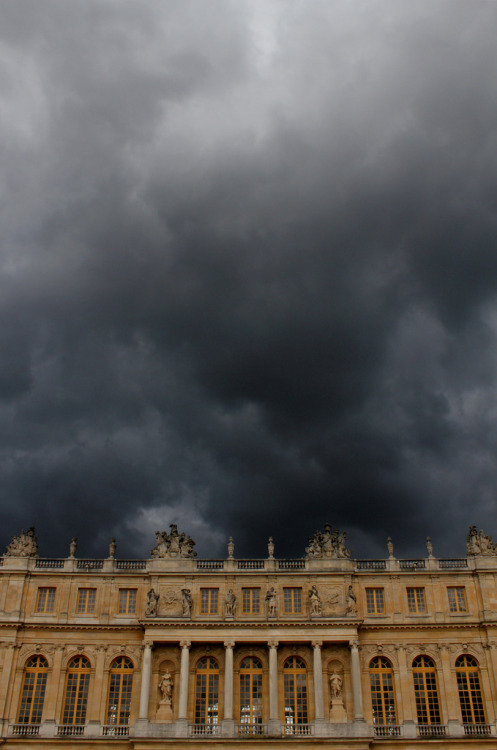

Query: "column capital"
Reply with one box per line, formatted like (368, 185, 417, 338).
(312, 640, 323, 649)
(349, 640, 360, 650)
(180, 640, 191, 649)
(142, 641, 153, 651)
(267, 640, 279, 649)
(224, 641, 235, 649)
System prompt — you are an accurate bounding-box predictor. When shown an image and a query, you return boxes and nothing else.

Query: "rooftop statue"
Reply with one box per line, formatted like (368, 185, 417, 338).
(150, 524, 197, 559)
(467, 525, 497, 556)
(4, 527, 38, 558)
(305, 523, 351, 559)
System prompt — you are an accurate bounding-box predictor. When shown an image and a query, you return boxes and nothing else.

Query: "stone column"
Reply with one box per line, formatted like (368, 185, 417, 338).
(139, 643, 153, 720)
(395, 646, 416, 737)
(438, 644, 463, 738)
(267, 641, 280, 736)
(176, 640, 191, 736)
(0, 644, 18, 732)
(41, 646, 64, 724)
(312, 641, 325, 723)
(349, 642, 364, 721)
(223, 641, 235, 736)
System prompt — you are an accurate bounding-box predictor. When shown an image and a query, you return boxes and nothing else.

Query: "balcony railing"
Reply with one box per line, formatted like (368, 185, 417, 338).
(116, 560, 147, 569)
(374, 724, 402, 737)
(417, 724, 446, 737)
(35, 558, 64, 568)
(189, 723, 220, 736)
(10, 724, 40, 736)
(238, 722, 266, 735)
(196, 560, 224, 569)
(102, 724, 130, 736)
(57, 724, 85, 736)
(278, 559, 306, 569)
(439, 558, 468, 569)
(76, 559, 104, 570)
(399, 559, 426, 569)
(282, 723, 313, 735)
(238, 560, 265, 569)
(357, 560, 387, 570)
(464, 724, 492, 736)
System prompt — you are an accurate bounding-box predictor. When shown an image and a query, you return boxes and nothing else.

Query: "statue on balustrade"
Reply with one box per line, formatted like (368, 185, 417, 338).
(266, 587, 277, 616)
(309, 585, 322, 615)
(225, 589, 236, 616)
(181, 588, 193, 616)
(151, 524, 197, 558)
(145, 588, 160, 616)
(467, 525, 497, 556)
(4, 527, 38, 557)
(305, 523, 351, 559)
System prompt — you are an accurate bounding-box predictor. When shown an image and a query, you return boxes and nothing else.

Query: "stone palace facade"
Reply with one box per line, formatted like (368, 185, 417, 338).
(0, 524, 497, 748)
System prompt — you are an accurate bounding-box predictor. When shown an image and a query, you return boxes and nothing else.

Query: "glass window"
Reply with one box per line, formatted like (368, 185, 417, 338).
(283, 656, 308, 727)
(242, 588, 260, 614)
(448, 587, 467, 613)
(239, 656, 263, 725)
(412, 655, 441, 725)
(455, 655, 486, 724)
(76, 589, 96, 614)
(17, 656, 48, 724)
(200, 589, 219, 615)
(369, 656, 396, 725)
(283, 588, 302, 614)
(35, 587, 56, 614)
(194, 656, 219, 726)
(407, 588, 426, 613)
(118, 589, 137, 615)
(106, 657, 133, 725)
(366, 588, 385, 614)
(61, 656, 91, 725)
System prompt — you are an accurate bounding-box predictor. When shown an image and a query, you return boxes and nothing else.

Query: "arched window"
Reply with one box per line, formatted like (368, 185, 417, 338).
(106, 657, 133, 726)
(194, 657, 219, 726)
(369, 657, 397, 725)
(455, 655, 486, 724)
(283, 656, 308, 726)
(239, 657, 263, 726)
(17, 656, 48, 724)
(412, 656, 441, 725)
(61, 656, 91, 725)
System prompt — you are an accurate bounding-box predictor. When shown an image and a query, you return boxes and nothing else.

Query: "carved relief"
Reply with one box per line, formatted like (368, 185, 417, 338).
(150, 525, 196, 559)
(4, 527, 38, 558)
(467, 526, 497, 556)
(320, 586, 342, 616)
(305, 523, 351, 559)
(158, 589, 181, 616)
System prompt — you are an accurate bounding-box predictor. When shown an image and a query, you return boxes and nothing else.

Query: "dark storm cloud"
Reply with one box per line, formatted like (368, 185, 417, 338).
(1, 0, 497, 560)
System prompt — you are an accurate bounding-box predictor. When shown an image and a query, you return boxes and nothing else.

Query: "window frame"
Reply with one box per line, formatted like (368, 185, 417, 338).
(106, 656, 134, 726)
(448, 587, 467, 613)
(369, 656, 397, 726)
(76, 588, 97, 615)
(283, 587, 303, 614)
(241, 588, 260, 615)
(283, 656, 308, 727)
(61, 656, 91, 725)
(455, 655, 487, 725)
(200, 588, 219, 615)
(118, 589, 137, 615)
(412, 655, 442, 725)
(407, 587, 427, 614)
(194, 656, 220, 726)
(35, 587, 56, 614)
(366, 588, 385, 615)
(17, 656, 49, 724)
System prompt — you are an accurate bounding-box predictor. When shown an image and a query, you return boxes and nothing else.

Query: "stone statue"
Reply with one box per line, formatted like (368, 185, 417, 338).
(265, 587, 277, 616)
(145, 589, 159, 617)
(69, 537, 77, 558)
(225, 589, 236, 616)
(305, 524, 351, 559)
(426, 536, 433, 557)
(159, 672, 173, 704)
(108, 538, 116, 559)
(345, 585, 357, 616)
(467, 526, 497, 556)
(309, 585, 322, 615)
(4, 527, 38, 558)
(329, 671, 343, 701)
(387, 537, 394, 557)
(150, 525, 197, 559)
(268, 537, 275, 559)
(227, 537, 235, 559)
(181, 589, 193, 617)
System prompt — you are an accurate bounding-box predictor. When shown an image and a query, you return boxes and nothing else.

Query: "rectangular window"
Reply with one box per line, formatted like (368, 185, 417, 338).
(76, 588, 96, 614)
(448, 586, 467, 613)
(118, 589, 137, 614)
(366, 588, 385, 614)
(407, 587, 427, 613)
(200, 588, 219, 614)
(35, 587, 56, 613)
(242, 588, 260, 614)
(283, 587, 302, 614)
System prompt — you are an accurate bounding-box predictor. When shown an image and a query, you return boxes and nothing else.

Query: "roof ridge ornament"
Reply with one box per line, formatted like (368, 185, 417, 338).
(150, 524, 197, 559)
(4, 527, 38, 558)
(305, 523, 351, 559)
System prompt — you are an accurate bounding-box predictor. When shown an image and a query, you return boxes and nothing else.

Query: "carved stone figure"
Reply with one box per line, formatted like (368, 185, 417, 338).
(467, 526, 497, 556)
(181, 589, 193, 617)
(309, 585, 322, 616)
(426, 536, 433, 557)
(266, 587, 277, 616)
(305, 524, 351, 559)
(108, 538, 116, 559)
(150, 525, 197, 559)
(227, 537, 235, 559)
(145, 589, 159, 617)
(268, 537, 275, 559)
(387, 537, 394, 557)
(225, 589, 236, 616)
(345, 585, 357, 616)
(159, 672, 173, 704)
(69, 537, 77, 558)
(4, 527, 38, 558)
(329, 671, 343, 701)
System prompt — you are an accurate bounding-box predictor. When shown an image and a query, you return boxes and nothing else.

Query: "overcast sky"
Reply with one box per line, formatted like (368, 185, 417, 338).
(1, 0, 497, 560)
